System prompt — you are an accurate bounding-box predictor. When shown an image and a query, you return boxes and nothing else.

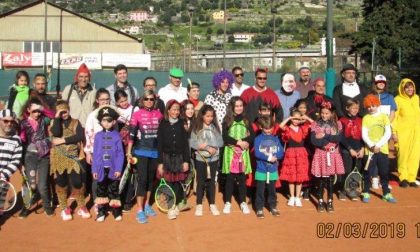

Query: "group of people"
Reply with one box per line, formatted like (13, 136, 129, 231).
(0, 62, 419, 223)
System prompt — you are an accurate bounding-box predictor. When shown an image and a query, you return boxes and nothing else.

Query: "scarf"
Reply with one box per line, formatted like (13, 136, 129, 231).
(189, 97, 200, 108)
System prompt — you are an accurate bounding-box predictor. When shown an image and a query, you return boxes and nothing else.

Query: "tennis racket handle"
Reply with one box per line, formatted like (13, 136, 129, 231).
(266, 172, 270, 184)
(206, 165, 211, 179)
(364, 154, 372, 171)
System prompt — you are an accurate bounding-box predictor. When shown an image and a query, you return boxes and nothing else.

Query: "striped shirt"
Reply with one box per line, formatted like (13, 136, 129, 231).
(0, 135, 22, 180)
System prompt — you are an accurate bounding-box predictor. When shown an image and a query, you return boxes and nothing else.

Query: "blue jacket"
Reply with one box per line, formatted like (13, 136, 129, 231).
(92, 130, 124, 182)
(254, 133, 284, 173)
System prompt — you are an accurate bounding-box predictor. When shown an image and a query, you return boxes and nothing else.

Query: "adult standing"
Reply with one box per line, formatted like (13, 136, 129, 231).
(143, 77, 165, 115)
(230, 66, 249, 97)
(295, 66, 314, 98)
(187, 81, 204, 115)
(305, 78, 333, 120)
(30, 73, 56, 110)
(275, 73, 301, 119)
(61, 63, 97, 128)
(240, 68, 283, 123)
(392, 79, 420, 188)
(106, 64, 138, 106)
(332, 64, 369, 118)
(0, 109, 22, 183)
(158, 68, 188, 105)
(204, 70, 233, 129)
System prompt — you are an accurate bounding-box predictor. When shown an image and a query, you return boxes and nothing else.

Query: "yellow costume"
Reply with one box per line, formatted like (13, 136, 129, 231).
(392, 79, 420, 183)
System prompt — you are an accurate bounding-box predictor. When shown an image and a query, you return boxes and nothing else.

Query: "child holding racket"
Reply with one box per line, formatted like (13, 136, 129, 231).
(190, 105, 224, 216)
(254, 116, 284, 218)
(92, 106, 124, 222)
(157, 100, 190, 220)
(221, 97, 254, 214)
(338, 99, 364, 200)
(361, 94, 396, 203)
(279, 108, 313, 207)
(311, 101, 345, 213)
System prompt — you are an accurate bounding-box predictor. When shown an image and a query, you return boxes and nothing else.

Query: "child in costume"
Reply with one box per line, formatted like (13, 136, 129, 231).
(221, 97, 254, 215)
(190, 104, 224, 217)
(361, 94, 396, 203)
(50, 100, 90, 221)
(7, 71, 30, 119)
(92, 106, 124, 222)
(311, 101, 345, 213)
(279, 108, 313, 207)
(253, 116, 284, 218)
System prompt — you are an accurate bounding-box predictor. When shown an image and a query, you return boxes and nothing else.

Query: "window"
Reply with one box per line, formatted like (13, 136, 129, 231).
(22, 41, 61, 53)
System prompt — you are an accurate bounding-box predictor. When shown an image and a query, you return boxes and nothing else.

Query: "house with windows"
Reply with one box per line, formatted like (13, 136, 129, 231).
(0, 0, 144, 55)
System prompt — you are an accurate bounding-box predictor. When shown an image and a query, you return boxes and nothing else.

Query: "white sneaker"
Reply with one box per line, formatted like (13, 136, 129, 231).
(195, 204, 203, 217)
(174, 206, 180, 216)
(61, 208, 72, 221)
(416, 180, 420, 186)
(115, 215, 122, 222)
(295, 197, 303, 207)
(209, 204, 220, 216)
(223, 202, 231, 214)
(372, 177, 379, 189)
(96, 215, 105, 222)
(77, 207, 91, 219)
(287, 197, 295, 207)
(167, 209, 177, 220)
(240, 202, 250, 214)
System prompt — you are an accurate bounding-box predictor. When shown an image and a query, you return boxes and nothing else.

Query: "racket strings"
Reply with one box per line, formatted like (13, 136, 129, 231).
(156, 186, 175, 211)
(0, 180, 17, 212)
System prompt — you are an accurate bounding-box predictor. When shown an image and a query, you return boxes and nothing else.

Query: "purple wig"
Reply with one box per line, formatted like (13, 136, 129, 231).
(212, 70, 234, 90)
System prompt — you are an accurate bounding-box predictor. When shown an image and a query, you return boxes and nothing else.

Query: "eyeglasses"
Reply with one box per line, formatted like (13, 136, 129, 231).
(31, 110, 42, 114)
(235, 73, 244, 77)
(102, 117, 113, 123)
(144, 98, 155, 102)
(257, 77, 267, 80)
(1, 119, 14, 124)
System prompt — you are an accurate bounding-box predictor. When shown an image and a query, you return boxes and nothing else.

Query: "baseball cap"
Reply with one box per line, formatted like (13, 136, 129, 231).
(169, 68, 184, 78)
(374, 74, 387, 83)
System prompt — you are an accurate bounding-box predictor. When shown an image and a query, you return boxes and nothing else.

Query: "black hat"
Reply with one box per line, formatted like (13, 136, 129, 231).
(97, 106, 119, 121)
(340, 63, 357, 74)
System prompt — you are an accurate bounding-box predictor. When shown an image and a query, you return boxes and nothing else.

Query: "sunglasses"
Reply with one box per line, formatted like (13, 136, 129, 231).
(1, 119, 15, 124)
(235, 73, 244, 77)
(31, 110, 42, 114)
(257, 77, 267, 80)
(144, 98, 155, 102)
(102, 117, 113, 123)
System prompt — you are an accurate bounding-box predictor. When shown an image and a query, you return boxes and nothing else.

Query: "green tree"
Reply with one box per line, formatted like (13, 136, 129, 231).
(350, 0, 420, 68)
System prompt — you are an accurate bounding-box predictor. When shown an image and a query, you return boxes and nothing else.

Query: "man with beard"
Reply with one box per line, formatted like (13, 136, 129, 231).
(295, 67, 314, 98)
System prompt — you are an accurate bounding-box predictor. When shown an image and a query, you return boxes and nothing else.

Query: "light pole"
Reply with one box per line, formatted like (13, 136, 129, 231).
(258, 42, 262, 64)
(223, 0, 227, 69)
(182, 42, 186, 71)
(371, 37, 376, 73)
(188, 5, 195, 72)
(325, 0, 335, 98)
(300, 43, 305, 66)
(271, 1, 277, 71)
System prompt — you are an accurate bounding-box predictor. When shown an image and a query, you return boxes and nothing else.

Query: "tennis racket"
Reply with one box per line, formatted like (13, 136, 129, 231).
(180, 167, 195, 200)
(364, 124, 385, 171)
(21, 168, 36, 210)
(119, 162, 133, 195)
(344, 159, 363, 199)
(196, 127, 219, 179)
(0, 179, 17, 213)
(155, 178, 176, 213)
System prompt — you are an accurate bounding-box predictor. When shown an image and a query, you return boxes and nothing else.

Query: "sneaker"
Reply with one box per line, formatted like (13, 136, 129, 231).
(174, 206, 180, 216)
(287, 196, 295, 207)
(416, 180, 420, 186)
(209, 204, 220, 216)
(144, 204, 157, 217)
(409, 182, 418, 188)
(61, 208, 72, 221)
(44, 206, 55, 217)
(77, 207, 91, 219)
(399, 180, 409, 188)
(302, 190, 310, 201)
(382, 193, 397, 203)
(136, 211, 148, 224)
(114, 215, 122, 221)
(96, 213, 105, 222)
(326, 200, 334, 213)
(270, 208, 280, 217)
(177, 201, 191, 212)
(223, 202, 231, 214)
(256, 210, 264, 219)
(361, 193, 370, 203)
(93, 203, 99, 214)
(372, 177, 380, 189)
(295, 197, 303, 207)
(240, 202, 250, 214)
(195, 204, 203, 217)
(337, 191, 347, 201)
(122, 203, 132, 213)
(167, 209, 177, 220)
(18, 208, 31, 219)
(317, 200, 325, 213)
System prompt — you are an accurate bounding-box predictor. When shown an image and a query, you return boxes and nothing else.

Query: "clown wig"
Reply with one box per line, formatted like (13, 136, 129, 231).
(212, 70, 234, 90)
(363, 94, 380, 109)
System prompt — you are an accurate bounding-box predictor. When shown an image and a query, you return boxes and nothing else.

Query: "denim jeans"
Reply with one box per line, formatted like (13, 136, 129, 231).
(24, 152, 51, 208)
